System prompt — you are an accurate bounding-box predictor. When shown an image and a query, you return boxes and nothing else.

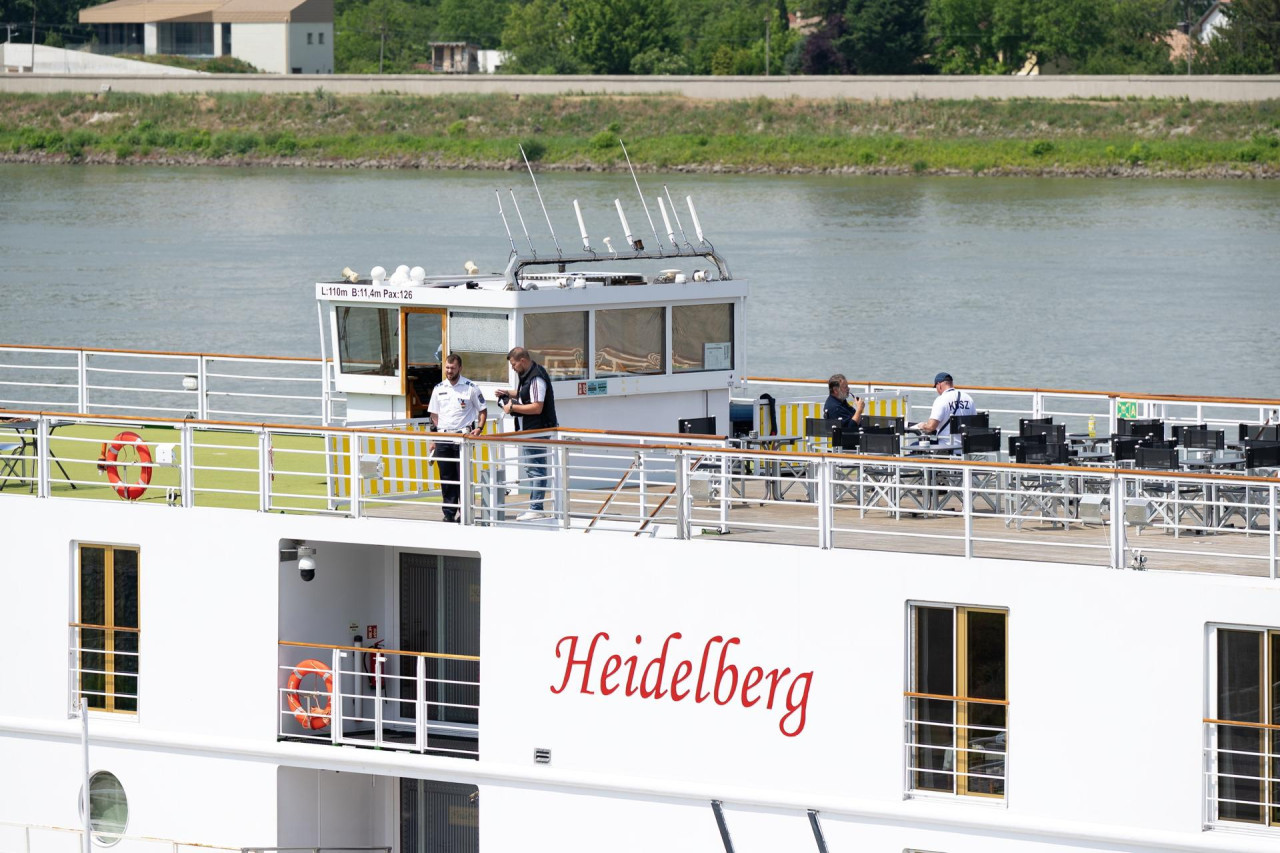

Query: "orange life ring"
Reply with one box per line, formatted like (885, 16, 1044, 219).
(286, 659, 333, 729)
(102, 431, 152, 501)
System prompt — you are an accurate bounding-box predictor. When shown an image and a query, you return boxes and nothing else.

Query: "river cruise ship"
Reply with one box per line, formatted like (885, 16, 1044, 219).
(1, 187, 1279, 853)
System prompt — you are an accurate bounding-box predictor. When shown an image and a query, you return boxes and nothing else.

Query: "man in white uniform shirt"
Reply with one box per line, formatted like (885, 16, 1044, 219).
(428, 354, 487, 522)
(912, 372, 976, 440)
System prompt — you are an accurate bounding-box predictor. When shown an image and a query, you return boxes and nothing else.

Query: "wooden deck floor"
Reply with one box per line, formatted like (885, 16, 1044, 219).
(364, 480, 1277, 580)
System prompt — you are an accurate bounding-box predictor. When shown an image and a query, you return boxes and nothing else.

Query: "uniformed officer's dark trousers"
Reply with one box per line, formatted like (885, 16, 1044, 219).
(436, 441, 461, 521)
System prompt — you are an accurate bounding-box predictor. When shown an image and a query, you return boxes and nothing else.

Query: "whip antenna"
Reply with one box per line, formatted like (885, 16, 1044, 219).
(573, 199, 593, 252)
(687, 195, 706, 244)
(619, 139, 661, 251)
(657, 196, 677, 249)
(495, 190, 518, 255)
(663, 185, 691, 248)
(508, 189, 536, 257)
(521, 144, 562, 256)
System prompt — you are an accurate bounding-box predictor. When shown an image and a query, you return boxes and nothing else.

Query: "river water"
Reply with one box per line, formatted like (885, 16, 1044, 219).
(1, 164, 1277, 398)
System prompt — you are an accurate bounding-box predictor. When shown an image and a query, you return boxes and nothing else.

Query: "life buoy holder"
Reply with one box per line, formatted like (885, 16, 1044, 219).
(101, 431, 152, 501)
(286, 659, 333, 730)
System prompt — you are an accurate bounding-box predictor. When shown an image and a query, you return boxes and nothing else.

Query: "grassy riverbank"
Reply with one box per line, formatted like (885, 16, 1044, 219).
(2, 91, 1279, 176)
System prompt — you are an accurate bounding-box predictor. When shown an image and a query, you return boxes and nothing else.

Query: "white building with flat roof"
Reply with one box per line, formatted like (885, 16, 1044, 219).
(78, 0, 333, 73)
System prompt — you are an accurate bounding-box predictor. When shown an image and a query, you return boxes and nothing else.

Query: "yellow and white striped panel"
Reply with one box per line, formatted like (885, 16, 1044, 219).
(329, 420, 503, 499)
(771, 393, 910, 453)
(865, 393, 909, 417)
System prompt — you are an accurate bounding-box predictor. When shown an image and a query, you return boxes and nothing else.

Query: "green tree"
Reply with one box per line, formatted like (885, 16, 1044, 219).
(499, 0, 584, 73)
(927, 0, 1109, 73)
(1075, 0, 1175, 73)
(1195, 0, 1280, 72)
(565, 0, 677, 74)
(334, 0, 433, 73)
(435, 0, 511, 48)
(840, 0, 928, 73)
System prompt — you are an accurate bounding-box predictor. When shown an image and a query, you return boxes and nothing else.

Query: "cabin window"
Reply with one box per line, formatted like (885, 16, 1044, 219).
(79, 770, 128, 845)
(672, 302, 733, 372)
(524, 311, 587, 381)
(337, 306, 399, 377)
(907, 604, 1007, 799)
(448, 311, 508, 383)
(75, 544, 139, 714)
(401, 779, 478, 853)
(1208, 626, 1280, 826)
(595, 307, 665, 377)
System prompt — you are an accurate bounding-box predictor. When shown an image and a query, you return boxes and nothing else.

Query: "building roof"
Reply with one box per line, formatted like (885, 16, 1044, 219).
(79, 0, 331, 25)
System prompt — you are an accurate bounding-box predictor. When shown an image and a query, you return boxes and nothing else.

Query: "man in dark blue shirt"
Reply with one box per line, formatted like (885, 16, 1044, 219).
(823, 374, 865, 425)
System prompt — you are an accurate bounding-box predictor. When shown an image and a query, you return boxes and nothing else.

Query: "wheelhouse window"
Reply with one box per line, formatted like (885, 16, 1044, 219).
(448, 311, 508, 383)
(595, 307, 665, 377)
(907, 604, 1007, 799)
(1207, 626, 1280, 827)
(75, 545, 139, 714)
(524, 311, 587, 381)
(672, 302, 733, 372)
(337, 306, 399, 377)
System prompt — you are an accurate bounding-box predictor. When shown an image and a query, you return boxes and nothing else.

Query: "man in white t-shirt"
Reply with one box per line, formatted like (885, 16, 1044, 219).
(427, 353, 487, 522)
(913, 372, 976, 439)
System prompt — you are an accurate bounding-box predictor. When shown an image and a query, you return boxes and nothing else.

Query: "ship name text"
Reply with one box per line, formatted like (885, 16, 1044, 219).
(550, 632, 813, 737)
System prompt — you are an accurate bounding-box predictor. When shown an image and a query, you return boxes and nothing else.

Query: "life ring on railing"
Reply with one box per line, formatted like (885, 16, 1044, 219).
(101, 431, 152, 501)
(286, 659, 333, 730)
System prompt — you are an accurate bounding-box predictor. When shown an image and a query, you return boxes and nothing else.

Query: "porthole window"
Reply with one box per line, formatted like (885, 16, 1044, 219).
(78, 771, 128, 845)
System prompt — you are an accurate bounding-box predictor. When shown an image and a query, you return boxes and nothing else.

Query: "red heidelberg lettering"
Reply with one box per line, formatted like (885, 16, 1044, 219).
(550, 631, 813, 737)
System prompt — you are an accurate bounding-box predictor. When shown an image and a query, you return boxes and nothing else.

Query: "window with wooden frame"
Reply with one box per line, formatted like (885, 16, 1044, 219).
(75, 545, 139, 714)
(906, 604, 1007, 799)
(1208, 626, 1280, 827)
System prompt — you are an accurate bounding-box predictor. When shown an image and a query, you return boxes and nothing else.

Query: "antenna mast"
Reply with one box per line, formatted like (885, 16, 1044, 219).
(619, 139, 662, 251)
(508, 189, 536, 257)
(521, 144, 562, 256)
(495, 190, 518, 255)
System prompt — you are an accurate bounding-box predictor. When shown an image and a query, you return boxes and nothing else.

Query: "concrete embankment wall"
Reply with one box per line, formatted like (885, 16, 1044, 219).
(2, 72, 1279, 101)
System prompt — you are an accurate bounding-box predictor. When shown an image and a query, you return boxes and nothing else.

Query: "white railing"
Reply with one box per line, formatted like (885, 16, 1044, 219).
(0, 820, 240, 853)
(277, 642, 479, 759)
(0, 345, 343, 425)
(904, 692, 1008, 799)
(68, 623, 139, 716)
(3, 412, 1277, 578)
(742, 377, 1280, 444)
(1202, 719, 1280, 828)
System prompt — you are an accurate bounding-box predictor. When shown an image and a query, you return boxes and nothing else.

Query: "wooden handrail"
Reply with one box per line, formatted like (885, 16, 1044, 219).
(746, 376, 1280, 407)
(69, 622, 139, 633)
(278, 639, 479, 662)
(904, 691, 1009, 707)
(0, 343, 321, 362)
(1203, 717, 1280, 731)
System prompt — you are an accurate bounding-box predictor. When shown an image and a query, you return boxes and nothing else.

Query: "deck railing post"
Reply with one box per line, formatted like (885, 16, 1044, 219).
(460, 439, 473, 526)
(1031, 391, 1042, 419)
(180, 422, 194, 508)
(557, 444, 570, 529)
(76, 350, 88, 413)
(1110, 475, 1125, 569)
(675, 450, 689, 540)
(36, 416, 50, 498)
(963, 467, 974, 559)
(818, 458, 831, 550)
(416, 655, 427, 752)
(331, 647, 343, 746)
(197, 357, 209, 420)
(349, 434, 363, 519)
(258, 429, 270, 512)
(1269, 484, 1277, 581)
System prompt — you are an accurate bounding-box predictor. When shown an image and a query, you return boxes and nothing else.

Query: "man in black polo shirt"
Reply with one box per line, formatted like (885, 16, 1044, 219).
(823, 373, 865, 426)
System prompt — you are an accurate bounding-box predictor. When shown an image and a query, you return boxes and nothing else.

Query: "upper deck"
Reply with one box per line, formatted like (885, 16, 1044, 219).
(1, 342, 1276, 580)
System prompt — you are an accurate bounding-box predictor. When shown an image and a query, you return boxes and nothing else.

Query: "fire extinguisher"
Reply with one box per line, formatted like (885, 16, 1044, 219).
(362, 640, 385, 691)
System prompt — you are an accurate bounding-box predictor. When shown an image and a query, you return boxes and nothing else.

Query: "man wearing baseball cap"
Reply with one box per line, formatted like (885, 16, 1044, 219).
(912, 372, 976, 437)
